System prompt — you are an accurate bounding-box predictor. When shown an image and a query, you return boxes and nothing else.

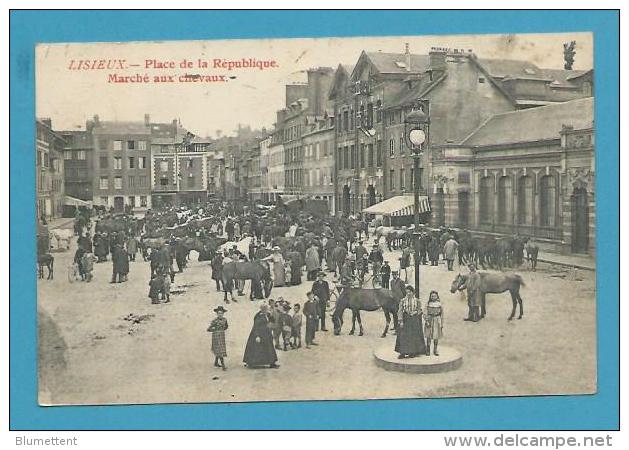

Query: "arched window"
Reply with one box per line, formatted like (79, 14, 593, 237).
(517, 175, 534, 225)
(540, 175, 557, 227)
(497, 176, 513, 224)
(479, 176, 494, 223)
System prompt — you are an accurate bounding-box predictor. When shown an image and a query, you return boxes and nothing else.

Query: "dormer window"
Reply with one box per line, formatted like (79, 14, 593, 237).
(478, 77, 486, 83)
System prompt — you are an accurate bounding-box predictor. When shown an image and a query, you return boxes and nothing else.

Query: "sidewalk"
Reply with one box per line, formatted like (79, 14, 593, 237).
(536, 251, 596, 271)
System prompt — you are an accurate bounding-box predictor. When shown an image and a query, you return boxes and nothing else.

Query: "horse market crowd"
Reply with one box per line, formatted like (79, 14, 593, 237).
(39, 200, 539, 371)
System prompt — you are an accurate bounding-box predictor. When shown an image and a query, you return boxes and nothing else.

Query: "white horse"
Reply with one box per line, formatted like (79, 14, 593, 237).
(50, 229, 73, 250)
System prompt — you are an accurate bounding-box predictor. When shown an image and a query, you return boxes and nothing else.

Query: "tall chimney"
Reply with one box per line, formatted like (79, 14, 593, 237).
(144, 114, 150, 126)
(405, 43, 411, 72)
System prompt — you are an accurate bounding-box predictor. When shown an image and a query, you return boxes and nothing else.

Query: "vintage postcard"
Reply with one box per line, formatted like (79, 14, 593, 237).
(35, 32, 596, 406)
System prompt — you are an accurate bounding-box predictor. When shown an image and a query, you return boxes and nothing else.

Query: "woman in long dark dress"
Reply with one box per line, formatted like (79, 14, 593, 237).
(395, 285, 427, 358)
(243, 304, 280, 368)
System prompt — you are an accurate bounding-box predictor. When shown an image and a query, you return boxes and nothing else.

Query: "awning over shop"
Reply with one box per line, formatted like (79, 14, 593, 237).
(64, 195, 93, 207)
(362, 195, 430, 217)
(278, 194, 300, 206)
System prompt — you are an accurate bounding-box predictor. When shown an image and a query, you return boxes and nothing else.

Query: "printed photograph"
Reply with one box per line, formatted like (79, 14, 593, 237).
(35, 32, 596, 405)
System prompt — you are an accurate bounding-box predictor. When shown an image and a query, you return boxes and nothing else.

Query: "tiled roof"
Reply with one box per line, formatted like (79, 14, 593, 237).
(364, 52, 431, 74)
(462, 97, 593, 147)
(92, 121, 151, 135)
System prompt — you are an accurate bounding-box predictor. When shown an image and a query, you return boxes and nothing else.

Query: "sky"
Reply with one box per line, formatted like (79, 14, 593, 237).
(36, 32, 593, 138)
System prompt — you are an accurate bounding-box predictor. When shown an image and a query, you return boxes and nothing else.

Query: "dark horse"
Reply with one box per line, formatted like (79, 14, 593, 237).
(222, 260, 273, 303)
(331, 288, 400, 337)
(450, 272, 525, 320)
(37, 253, 54, 280)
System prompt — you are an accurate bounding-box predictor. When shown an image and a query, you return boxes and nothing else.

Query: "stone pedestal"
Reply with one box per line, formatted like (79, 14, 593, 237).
(373, 345, 462, 374)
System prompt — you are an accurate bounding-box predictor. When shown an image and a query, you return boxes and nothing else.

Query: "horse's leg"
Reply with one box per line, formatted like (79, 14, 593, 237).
(382, 309, 390, 338)
(349, 309, 356, 335)
(508, 291, 517, 320)
(517, 290, 524, 319)
(357, 311, 364, 336)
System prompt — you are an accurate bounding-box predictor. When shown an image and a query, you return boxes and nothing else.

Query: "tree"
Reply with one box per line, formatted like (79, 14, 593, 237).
(563, 41, 576, 70)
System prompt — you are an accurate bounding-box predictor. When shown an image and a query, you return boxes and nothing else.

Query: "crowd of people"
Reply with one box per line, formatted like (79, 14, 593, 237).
(55, 200, 496, 370)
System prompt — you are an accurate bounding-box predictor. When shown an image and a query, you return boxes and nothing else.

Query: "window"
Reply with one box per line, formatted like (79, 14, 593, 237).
(400, 169, 406, 190)
(368, 144, 374, 167)
(350, 145, 356, 169)
(99, 139, 108, 150)
(389, 170, 395, 190)
(540, 175, 557, 227)
(139, 156, 147, 169)
(367, 103, 374, 128)
(100, 156, 108, 168)
(140, 196, 147, 207)
(99, 176, 109, 190)
(389, 112, 395, 125)
(128, 157, 135, 169)
(343, 146, 349, 170)
(316, 168, 321, 185)
(315, 143, 320, 160)
(497, 176, 513, 224)
(64, 151, 72, 160)
(160, 160, 168, 172)
(37, 151, 42, 167)
(77, 150, 86, 160)
(113, 140, 122, 151)
(113, 157, 122, 170)
(52, 159, 60, 172)
(338, 147, 344, 170)
(127, 140, 135, 150)
(479, 176, 494, 223)
(458, 172, 471, 184)
(389, 139, 395, 157)
(160, 177, 169, 186)
(44, 153, 49, 167)
(400, 137, 405, 155)
(114, 176, 122, 190)
(478, 77, 486, 84)
(517, 175, 534, 225)
(323, 141, 328, 157)
(138, 176, 147, 187)
(128, 176, 135, 188)
(360, 144, 365, 169)
(376, 140, 383, 167)
(349, 108, 354, 129)
(138, 141, 147, 151)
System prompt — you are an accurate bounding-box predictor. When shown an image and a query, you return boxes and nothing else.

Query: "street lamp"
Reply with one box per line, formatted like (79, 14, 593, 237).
(404, 102, 430, 298)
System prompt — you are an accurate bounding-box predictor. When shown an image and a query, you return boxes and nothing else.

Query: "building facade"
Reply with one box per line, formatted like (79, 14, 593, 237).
(431, 97, 594, 255)
(91, 115, 155, 211)
(266, 131, 285, 203)
(301, 114, 336, 213)
(59, 127, 93, 202)
(36, 119, 66, 221)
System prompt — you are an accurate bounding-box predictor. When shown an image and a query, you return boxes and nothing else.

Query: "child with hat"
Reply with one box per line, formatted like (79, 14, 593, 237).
(207, 306, 229, 370)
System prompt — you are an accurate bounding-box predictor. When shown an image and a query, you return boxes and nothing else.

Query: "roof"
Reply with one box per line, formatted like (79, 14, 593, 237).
(463, 97, 594, 147)
(92, 121, 151, 135)
(387, 72, 448, 108)
(363, 52, 431, 75)
(363, 195, 431, 216)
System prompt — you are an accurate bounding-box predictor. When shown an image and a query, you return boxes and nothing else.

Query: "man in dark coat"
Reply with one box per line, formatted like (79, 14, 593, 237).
(368, 244, 384, 275)
(243, 303, 279, 369)
(211, 251, 223, 292)
(332, 243, 347, 276)
(311, 272, 330, 331)
(303, 291, 319, 348)
(354, 241, 368, 262)
(288, 249, 302, 286)
(380, 261, 391, 289)
(390, 270, 406, 301)
(174, 239, 187, 273)
(111, 244, 128, 283)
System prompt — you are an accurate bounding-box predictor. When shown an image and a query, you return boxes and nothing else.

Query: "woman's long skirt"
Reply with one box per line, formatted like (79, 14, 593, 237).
(395, 312, 426, 356)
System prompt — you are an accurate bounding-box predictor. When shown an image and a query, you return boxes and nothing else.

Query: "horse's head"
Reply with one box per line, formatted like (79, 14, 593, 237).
(331, 289, 348, 335)
(450, 273, 467, 293)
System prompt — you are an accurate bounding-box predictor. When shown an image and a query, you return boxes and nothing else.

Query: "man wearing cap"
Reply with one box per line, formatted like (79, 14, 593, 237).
(340, 255, 354, 289)
(311, 272, 330, 331)
(390, 270, 406, 301)
(380, 261, 391, 289)
(368, 243, 384, 278)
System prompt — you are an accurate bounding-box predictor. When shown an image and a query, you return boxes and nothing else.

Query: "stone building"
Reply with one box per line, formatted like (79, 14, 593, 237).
(266, 130, 285, 203)
(59, 126, 93, 202)
(36, 118, 66, 221)
(91, 115, 154, 211)
(301, 112, 336, 213)
(431, 97, 594, 255)
(151, 132, 213, 207)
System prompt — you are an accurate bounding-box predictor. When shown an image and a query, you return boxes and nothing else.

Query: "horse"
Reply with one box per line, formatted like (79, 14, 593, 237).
(37, 253, 54, 280)
(221, 260, 273, 303)
(331, 288, 400, 337)
(450, 272, 525, 320)
(49, 229, 73, 250)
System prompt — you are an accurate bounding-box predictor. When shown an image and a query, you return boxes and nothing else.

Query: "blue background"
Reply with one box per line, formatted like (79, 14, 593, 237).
(10, 10, 619, 430)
